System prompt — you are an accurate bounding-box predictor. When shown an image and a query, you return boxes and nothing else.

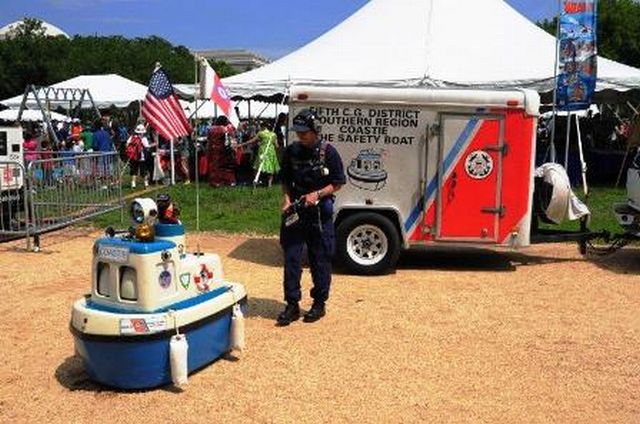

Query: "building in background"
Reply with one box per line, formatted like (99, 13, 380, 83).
(0, 19, 70, 40)
(193, 49, 270, 72)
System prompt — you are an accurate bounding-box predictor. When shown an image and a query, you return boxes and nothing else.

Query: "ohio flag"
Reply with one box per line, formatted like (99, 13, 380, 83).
(199, 58, 238, 124)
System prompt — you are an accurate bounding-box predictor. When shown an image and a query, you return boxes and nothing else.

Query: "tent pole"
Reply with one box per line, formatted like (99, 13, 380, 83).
(576, 115, 588, 196)
(32, 87, 59, 149)
(550, 0, 562, 163)
(564, 112, 572, 171)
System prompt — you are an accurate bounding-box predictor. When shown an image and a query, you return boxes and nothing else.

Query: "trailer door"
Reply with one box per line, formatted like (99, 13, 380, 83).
(435, 114, 504, 242)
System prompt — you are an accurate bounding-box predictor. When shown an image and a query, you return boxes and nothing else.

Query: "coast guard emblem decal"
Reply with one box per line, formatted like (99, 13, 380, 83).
(464, 150, 493, 180)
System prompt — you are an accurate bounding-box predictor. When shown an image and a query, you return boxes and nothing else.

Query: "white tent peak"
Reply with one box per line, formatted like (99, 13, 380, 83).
(224, 0, 640, 98)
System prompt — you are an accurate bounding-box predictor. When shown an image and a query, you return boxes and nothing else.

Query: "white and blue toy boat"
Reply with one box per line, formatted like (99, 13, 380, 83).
(70, 195, 247, 389)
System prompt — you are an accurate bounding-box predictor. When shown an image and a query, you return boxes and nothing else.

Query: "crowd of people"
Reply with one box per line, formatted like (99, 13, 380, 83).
(22, 117, 117, 164)
(18, 111, 289, 190)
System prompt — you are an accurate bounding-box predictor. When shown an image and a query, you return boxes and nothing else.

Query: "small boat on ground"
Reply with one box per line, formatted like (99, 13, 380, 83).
(70, 195, 246, 389)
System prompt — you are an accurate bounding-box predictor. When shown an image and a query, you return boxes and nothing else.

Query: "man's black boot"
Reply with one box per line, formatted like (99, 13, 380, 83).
(303, 302, 326, 323)
(276, 303, 300, 326)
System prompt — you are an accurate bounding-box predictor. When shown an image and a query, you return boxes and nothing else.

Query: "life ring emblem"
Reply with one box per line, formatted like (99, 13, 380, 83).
(464, 150, 494, 180)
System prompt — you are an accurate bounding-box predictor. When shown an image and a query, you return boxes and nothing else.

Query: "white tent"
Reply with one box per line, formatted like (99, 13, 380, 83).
(0, 108, 70, 122)
(0, 74, 148, 109)
(224, 0, 640, 99)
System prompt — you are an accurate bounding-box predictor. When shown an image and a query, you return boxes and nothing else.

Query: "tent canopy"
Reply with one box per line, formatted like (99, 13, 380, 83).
(224, 0, 640, 100)
(0, 74, 148, 109)
(0, 109, 70, 122)
(181, 99, 287, 120)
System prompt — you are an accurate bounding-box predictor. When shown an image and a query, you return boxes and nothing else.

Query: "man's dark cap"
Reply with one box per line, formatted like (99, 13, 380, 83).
(290, 109, 317, 133)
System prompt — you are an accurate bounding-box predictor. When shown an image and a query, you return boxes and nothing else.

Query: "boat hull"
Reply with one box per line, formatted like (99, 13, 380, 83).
(70, 284, 246, 390)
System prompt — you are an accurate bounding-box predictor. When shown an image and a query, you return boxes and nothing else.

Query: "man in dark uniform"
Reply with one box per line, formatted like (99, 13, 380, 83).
(277, 109, 346, 326)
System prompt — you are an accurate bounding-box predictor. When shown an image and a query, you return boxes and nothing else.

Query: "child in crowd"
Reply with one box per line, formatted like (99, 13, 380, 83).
(23, 132, 39, 165)
(126, 124, 150, 189)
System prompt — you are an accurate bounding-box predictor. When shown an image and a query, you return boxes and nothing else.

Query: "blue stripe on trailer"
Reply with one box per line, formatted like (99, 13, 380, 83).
(403, 118, 480, 233)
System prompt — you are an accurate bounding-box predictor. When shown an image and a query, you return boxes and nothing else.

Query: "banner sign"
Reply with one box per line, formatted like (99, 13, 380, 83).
(556, 0, 598, 111)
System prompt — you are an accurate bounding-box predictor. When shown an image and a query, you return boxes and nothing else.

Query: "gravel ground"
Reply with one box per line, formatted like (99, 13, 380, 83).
(0, 229, 638, 423)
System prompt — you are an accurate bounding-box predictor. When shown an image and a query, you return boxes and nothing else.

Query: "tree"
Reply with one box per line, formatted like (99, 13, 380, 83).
(538, 0, 640, 69)
(208, 59, 237, 78)
(6, 18, 47, 39)
(0, 18, 238, 100)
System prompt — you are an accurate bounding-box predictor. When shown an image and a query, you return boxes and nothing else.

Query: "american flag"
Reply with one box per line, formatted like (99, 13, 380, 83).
(141, 67, 192, 141)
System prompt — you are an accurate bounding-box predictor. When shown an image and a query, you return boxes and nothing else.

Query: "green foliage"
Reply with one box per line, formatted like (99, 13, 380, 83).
(537, 0, 640, 68)
(597, 0, 640, 68)
(8, 17, 47, 38)
(0, 18, 237, 100)
(208, 59, 237, 79)
(540, 185, 626, 234)
(538, 17, 557, 35)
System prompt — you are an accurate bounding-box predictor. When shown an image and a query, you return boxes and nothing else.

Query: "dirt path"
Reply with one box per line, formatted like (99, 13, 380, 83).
(0, 230, 638, 423)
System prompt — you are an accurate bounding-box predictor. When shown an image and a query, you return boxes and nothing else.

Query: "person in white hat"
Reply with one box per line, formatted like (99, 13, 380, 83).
(125, 124, 150, 189)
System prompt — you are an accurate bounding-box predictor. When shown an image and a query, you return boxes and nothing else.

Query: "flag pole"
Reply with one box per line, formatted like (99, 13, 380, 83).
(194, 55, 201, 233)
(170, 139, 176, 185)
(564, 112, 572, 171)
(549, 0, 562, 163)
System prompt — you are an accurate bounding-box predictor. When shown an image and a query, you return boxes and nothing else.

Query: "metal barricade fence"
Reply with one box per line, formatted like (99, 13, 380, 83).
(0, 152, 124, 250)
(27, 151, 124, 243)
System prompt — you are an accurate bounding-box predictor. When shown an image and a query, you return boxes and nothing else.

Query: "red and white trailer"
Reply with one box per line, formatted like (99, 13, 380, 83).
(289, 85, 541, 274)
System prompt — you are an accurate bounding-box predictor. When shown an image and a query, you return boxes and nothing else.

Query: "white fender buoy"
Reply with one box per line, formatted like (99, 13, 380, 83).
(169, 334, 189, 386)
(229, 304, 245, 352)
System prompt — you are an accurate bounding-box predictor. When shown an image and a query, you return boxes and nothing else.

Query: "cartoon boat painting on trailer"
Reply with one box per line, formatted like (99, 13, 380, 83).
(347, 149, 388, 191)
(70, 194, 247, 389)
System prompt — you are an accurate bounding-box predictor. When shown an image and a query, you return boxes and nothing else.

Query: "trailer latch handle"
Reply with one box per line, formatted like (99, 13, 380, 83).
(481, 206, 506, 218)
(484, 143, 509, 156)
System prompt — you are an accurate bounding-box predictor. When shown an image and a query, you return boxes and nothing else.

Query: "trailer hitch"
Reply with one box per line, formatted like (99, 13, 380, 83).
(584, 231, 636, 256)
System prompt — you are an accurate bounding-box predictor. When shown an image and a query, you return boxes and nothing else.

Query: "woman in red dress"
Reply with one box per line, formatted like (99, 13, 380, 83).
(207, 116, 237, 187)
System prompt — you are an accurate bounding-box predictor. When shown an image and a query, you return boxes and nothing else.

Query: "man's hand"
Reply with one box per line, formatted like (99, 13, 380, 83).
(302, 191, 320, 207)
(282, 197, 292, 212)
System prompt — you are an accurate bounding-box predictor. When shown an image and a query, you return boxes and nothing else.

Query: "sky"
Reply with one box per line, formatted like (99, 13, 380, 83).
(0, 0, 560, 59)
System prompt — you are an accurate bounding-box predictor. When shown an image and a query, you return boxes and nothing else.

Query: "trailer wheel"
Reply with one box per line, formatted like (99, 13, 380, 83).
(336, 212, 401, 275)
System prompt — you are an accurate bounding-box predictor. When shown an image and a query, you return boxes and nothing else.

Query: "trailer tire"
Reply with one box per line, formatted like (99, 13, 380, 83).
(336, 212, 401, 275)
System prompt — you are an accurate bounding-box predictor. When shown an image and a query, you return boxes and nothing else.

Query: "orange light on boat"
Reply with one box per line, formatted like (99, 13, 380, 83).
(506, 100, 519, 107)
(297, 93, 309, 100)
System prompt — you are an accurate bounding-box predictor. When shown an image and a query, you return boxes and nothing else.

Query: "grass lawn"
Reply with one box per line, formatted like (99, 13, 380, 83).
(539, 185, 626, 235)
(91, 183, 283, 235)
(90, 182, 627, 237)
